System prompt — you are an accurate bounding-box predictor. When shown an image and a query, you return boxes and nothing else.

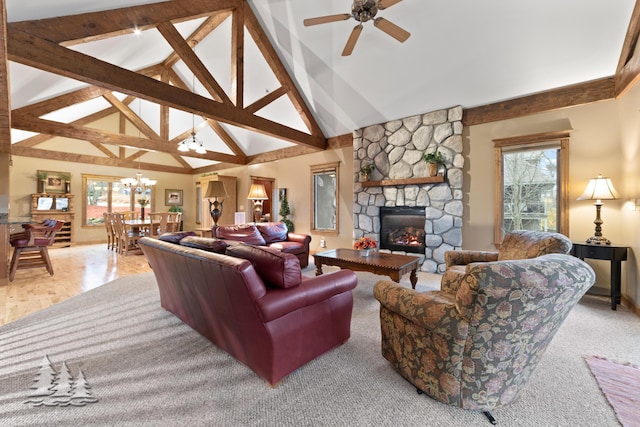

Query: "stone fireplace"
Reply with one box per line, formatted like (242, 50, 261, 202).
(353, 106, 464, 273)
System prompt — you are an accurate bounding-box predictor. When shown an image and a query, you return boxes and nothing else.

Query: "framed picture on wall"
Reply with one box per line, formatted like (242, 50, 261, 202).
(39, 170, 68, 194)
(278, 188, 287, 200)
(165, 189, 183, 206)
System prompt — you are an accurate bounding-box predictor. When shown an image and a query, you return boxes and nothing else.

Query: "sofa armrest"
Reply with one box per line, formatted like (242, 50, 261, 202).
(256, 270, 357, 322)
(444, 250, 498, 268)
(286, 232, 311, 246)
(373, 280, 469, 339)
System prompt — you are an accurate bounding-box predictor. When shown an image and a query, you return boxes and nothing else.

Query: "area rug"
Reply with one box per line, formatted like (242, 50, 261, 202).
(0, 271, 638, 426)
(585, 356, 640, 427)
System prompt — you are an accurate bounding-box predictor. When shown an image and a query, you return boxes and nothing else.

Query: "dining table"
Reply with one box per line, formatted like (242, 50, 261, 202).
(123, 218, 151, 235)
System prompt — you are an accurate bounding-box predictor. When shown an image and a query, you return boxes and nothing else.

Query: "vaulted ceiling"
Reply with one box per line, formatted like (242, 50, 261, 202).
(5, 0, 640, 175)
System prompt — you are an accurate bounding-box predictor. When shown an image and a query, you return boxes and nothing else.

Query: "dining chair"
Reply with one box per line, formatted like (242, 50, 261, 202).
(103, 212, 116, 250)
(112, 213, 143, 255)
(9, 219, 64, 281)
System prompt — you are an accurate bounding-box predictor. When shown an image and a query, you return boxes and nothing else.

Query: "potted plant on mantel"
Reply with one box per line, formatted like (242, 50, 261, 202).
(359, 163, 375, 182)
(423, 151, 444, 177)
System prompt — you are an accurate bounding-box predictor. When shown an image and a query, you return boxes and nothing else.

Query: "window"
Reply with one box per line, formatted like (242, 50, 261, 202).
(493, 131, 569, 244)
(82, 174, 155, 226)
(310, 162, 340, 235)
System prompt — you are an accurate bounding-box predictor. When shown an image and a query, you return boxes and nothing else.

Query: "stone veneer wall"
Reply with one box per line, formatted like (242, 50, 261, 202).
(353, 106, 464, 273)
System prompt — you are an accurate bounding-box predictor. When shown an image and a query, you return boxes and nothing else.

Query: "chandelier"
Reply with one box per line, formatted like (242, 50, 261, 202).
(120, 171, 157, 194)
(178, 74, 207, 154)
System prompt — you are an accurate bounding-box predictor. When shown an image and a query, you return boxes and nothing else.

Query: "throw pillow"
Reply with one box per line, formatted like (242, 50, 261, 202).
(158, 231, 197, 245)
(225, 243, 301, 288)
(214, 224, 266, 246)
(256, 222, 288, 244)
(180, 236, 228, 254)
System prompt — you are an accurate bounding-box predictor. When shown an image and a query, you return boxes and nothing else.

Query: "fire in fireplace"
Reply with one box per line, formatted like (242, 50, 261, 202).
(380, 206, 426, 254)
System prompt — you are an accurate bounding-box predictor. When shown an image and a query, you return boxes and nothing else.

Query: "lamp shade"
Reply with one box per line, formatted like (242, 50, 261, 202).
(247, 184, 268, 200)
(204, 181, 228, 199)
(577, 175, 619, 201)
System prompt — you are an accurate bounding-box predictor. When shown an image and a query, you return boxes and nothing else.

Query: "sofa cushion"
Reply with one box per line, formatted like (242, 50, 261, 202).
(179, 236, 228, 254)
(226, 243, 301, 288)
(268, 240, 304, 255)
(215, 224, 266, 246)
(158, 231, 197, 244)
(256, 222, 288, 244)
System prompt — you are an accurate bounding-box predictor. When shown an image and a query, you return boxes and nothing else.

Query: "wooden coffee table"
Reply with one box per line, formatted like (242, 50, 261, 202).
(313, 249, 421, 289)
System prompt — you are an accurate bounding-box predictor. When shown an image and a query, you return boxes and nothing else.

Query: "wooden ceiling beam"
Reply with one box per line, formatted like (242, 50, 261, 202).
(615, 1, 640, 97)
(231, 5, 244, 108)
(462, 77, 616, 126)
(11, 145, 192, 174)
(244, 2, 325, 139)
(207, 119, 247, 159)
(245, 86, 288, 114)
(12, 86, 111, 118)
(11, 114, 245, 164)
(8, 27, 326, 150)
(163, 12, 232, 68)
(103, 93, 160, 141)
(156, 22, 230, 104)
(8, 0, 240, 45)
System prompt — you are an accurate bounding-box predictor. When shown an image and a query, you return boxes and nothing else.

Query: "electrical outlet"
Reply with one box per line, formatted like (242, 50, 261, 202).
(320, 239, 326, 248)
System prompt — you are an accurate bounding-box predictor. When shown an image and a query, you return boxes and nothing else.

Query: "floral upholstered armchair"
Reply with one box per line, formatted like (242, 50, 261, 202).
(374, 254, 594, 421)
(441, 230, 572, 294)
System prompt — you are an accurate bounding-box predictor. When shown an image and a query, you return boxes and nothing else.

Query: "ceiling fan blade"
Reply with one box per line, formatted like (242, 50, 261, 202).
(342, 25, 363, 56)
(377, 0, 403, 10)
(373, 17, 410, 42)
(304, 13, 351, 27)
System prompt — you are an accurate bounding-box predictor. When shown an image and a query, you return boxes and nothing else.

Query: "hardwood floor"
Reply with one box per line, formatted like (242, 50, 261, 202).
(0, 243, 152, 326)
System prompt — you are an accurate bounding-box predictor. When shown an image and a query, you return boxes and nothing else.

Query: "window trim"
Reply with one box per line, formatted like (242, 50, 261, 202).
(493, 131, 570, 246)
(310, 161, 340, 236)
(82, 173, 156, 227)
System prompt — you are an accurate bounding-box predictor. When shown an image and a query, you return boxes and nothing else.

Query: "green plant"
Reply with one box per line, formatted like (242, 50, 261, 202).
(137, 198, 149, 207)
(60, 173, 72, 182)
(168, 206, 183, 213)
(359, 163, 375, 175)
(279, 196, 294, 232)
(36, 171, 48, 180)
(423, 151, 444, 164)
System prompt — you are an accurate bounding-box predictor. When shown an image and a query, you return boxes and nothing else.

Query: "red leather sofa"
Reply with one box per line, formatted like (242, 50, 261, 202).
(138, 236, 357, 385)
(212, 222, 311, 268)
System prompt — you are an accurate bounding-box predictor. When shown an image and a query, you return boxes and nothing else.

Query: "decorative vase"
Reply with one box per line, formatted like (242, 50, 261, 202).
(427, 162, 438, 177)
(360, 173, 370, 182)
(38, 179, 47, 194)
(140, 207, 145, 220)
(64, 181, 71, 194)
(359, 248, 374, 257)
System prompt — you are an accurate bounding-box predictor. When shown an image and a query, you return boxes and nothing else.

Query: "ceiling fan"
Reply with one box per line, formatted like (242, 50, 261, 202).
(304, 0, 410, 56)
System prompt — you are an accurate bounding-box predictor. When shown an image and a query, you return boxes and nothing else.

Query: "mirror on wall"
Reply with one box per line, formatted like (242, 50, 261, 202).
(311, 162, 340, 235)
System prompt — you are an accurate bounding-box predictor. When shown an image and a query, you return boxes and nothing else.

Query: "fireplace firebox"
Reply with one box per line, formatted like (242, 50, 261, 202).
(380, 206, 425, 254)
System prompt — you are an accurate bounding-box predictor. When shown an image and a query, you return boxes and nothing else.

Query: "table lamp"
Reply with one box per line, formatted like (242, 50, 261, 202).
(577, 174, 619, 245)
(247, 184, 268, 223)
(204, 181, 228, 226)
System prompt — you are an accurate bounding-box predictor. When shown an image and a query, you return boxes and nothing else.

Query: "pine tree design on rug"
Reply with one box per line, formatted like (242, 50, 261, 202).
(24, 355, 98, 407)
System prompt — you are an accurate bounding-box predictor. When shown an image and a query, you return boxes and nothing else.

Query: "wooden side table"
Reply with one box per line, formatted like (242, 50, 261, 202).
(570, 242, 628, 310)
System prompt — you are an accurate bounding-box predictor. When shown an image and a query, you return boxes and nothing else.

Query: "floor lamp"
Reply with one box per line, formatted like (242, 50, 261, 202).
(247, 184, 268, 223)
(577, 174, 619, 245)
(204, 181, 228, 226)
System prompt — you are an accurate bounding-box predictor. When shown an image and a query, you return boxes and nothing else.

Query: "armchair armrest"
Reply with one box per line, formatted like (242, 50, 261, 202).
(286, 232, 311, 246)
(444, 250, 498, 268)
(373, 280, 469, 339)
(256, 270, 357, 322)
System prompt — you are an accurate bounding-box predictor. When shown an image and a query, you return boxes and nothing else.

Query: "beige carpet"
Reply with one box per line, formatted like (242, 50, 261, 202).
(0, 268, 639, 426)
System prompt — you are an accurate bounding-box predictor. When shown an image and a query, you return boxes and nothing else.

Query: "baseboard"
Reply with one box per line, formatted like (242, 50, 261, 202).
(621, 295, 640, 317)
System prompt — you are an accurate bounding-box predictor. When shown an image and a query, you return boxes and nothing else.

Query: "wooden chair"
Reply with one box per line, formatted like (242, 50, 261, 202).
(168, 212, 182, 232)
(112, 213, 143, 255)
(148, 212, 181, 237)
(103, 212, 116, 250)
(9, 220, 64, 281)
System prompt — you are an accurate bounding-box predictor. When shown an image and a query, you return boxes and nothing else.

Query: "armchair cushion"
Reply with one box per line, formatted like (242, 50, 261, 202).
(226, 243, 302, 289)
(497, 230, 572, 260)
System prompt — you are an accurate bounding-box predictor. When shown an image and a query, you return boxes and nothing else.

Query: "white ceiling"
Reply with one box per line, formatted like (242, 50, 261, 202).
(5, 0, 636, 166)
